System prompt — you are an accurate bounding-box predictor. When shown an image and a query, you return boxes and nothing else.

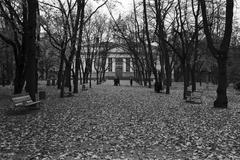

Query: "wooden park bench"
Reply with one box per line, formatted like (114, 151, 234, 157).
(186, 90, 203, 104)
(82, 84, 88, 91)
(12, 94, 40, 107)
(64, 91, 74, 97)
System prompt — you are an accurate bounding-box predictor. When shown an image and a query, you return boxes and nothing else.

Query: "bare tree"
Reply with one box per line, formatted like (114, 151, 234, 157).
(0, 0, 39, 100)
(153, 0, 174, 94)
(200, 0, 234, 108)
(143, 0, 159, 91)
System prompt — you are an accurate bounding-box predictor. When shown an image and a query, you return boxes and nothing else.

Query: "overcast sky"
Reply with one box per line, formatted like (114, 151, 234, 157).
(98, 0, 240, 23)
(42, 0, 240, 23)
(94, 0, 135, 17)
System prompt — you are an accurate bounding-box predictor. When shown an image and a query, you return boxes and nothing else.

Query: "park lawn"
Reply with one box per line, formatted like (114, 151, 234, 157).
(0, 81, 240, 160)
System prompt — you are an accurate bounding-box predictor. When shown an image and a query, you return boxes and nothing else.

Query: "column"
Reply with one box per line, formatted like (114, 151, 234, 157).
(92, 60, 95, 73)
(130, 58, 133, 72)
(112, 58, 115, 72)
(123, 58, 126, 72)
(106, 58, 108, 72)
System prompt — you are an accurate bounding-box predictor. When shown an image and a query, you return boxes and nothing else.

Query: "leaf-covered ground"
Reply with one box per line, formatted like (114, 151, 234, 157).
(0, 81, 240, 160)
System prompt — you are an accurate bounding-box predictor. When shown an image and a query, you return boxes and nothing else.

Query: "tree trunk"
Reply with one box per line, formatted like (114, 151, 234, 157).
(191, 63, 196, 92)
(14, 63, 25, 94)
(103, 70, 106, 82)
(214, 58, 228, 108)
(89, 69, 92, 88)
(143, 70, 147, 86)
(143, 0, 158, 91)
(96, 70, 99, 85)
(60, 69, 66, 98)
(1, 65, 5, 87)
(25, 0, 38, 101)
(65, 63, 72, 92)
(182, 61, 188, 99)
(135, 62, 142, 85)
(200, 0, 233, 108)
(74, 1, 85, 93)
(73, 56, 80, 93)
(82, 72, 86, 84)
(165, 52, 171, 94)
(13, 2, 28, 94)
(57, 54, 64, 89)
(79, 64, 82, 85)
(147, 70, 151, 88)
(99, 70, 102, 84)
(186, 61, 191, 87)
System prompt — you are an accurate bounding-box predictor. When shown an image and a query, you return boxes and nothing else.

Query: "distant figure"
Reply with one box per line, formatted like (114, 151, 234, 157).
(114, 77, 120, 86)
(114, 78, 117, 86)
(130, 78, 133, 86)
(117, 77, 120, 86)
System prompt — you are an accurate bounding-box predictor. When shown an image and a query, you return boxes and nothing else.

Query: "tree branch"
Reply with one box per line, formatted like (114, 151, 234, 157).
(84, 0, 109, 24)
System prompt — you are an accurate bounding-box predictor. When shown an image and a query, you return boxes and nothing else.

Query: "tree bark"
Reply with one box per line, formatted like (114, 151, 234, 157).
(165, 52, 171, 94)
(74, 0, 85, 93)
(60, 68, 66, 98)
(200, 0, 233, 108)
(25, 0, 38, 101)
(143, 0, 158, 91)
(64, 62, 72, 92)
(182, 60, 188, 99)
(214, 58, 228, 108)
(191, 64, 196, 92)
(14, 61, 25, 94)
(57, 54, 64, 89)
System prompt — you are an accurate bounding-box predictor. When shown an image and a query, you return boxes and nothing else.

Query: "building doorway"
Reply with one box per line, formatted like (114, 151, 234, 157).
(115, 58, 123, 78)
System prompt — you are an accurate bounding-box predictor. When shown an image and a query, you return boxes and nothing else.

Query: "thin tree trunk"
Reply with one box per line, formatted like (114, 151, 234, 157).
(58, 54, 64, 89)
(60, 69, 66, 98)
(148, 72, 151, 88)
(165, 52, 171, 94)
(143, 0, 158, 91)
(65, 63, 72, 92)
(89, 69, 92, 88)
(214, 58, 228, 108)
(74, 0, 85, 93)
(186, 61, 191, 87)
(191, 63, 196, 92)
(79, 64, 82, 85)
(14, 1, 28, 94)
(182, 60, 188, 99)
(96, 70, 99, 85)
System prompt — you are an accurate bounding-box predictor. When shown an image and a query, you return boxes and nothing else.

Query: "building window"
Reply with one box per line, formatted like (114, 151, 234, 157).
(115, 58, 123, 66)
(108, 58, 112, 72)
(126, 58, 130, 72)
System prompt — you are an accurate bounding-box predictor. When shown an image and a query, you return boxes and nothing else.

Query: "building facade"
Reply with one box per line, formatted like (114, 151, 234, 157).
(104, 47, 134, 80)
(81, 45, 134, 80)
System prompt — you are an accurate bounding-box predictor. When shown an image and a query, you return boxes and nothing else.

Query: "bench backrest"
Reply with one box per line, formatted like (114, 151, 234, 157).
(185, 91, 192, 96)
(12, 95, 32, 104)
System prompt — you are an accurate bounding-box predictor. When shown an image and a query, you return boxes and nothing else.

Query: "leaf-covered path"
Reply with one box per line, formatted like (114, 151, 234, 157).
(1, 81, 240, 159)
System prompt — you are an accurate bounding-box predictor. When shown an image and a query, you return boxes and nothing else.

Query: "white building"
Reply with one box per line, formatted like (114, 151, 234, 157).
(80, 43, 171, 80)
(80, 45, 134, 80)
(104, 46, 134, 79)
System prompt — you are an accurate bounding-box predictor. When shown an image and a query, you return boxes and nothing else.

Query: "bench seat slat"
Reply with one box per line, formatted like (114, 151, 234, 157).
(12, 95, 40, 107)
(13, 99, 31, 103)
(24, 101, 40, 106)
(12, 95, 31, 100)
(186, 90, 203, 104)
(12, 96, 31, 102)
